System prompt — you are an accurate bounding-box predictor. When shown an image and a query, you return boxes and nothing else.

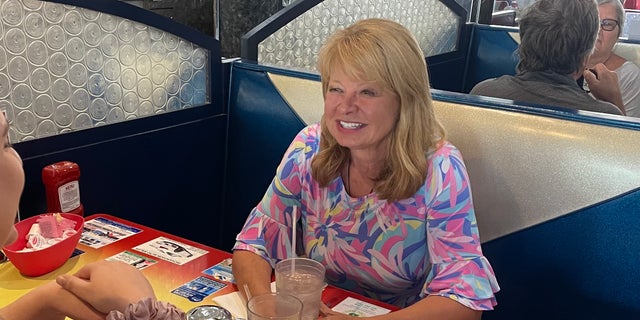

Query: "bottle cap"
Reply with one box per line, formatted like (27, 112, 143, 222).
(186, 305, 233, 320)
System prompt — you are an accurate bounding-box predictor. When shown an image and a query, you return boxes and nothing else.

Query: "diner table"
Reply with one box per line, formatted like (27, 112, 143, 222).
(0, 213, 398, 318)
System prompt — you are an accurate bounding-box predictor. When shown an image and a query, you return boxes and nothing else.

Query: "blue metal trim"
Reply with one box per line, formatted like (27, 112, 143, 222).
(473, 23, 520, 33)
(241, 0, 323, 61)
(619, 38, 640, 44)
(440, 0, 468, 20)
(48, 0, 216, 50)
(233, 60, 320, 81)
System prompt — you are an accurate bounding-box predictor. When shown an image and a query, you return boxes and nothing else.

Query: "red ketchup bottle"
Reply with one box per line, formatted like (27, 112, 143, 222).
(42, 161, 84, 217)
(624, 0, 639, 9)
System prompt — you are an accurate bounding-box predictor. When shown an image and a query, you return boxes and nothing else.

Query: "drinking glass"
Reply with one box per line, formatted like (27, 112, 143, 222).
(247, 292, 303, 320)
(275, 258, 326, 320)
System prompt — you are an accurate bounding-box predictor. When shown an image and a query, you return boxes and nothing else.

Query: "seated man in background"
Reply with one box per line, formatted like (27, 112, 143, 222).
(585, 0, 640, 117)
(471, 0, 624, 116)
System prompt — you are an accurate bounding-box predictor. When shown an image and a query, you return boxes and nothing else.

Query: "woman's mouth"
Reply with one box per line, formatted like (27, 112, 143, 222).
(339, 121, 364, 129)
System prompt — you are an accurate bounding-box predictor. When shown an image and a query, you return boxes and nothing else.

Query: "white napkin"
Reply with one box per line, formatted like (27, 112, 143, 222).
(212, 283, 276, 320)
(212, 291, 248, 320)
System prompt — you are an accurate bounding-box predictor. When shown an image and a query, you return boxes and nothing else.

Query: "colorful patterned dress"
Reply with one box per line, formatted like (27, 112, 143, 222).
(233, 123, 499, 310)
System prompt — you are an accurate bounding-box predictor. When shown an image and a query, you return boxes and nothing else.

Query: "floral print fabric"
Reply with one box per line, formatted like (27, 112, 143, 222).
(233, 123, 499, 310)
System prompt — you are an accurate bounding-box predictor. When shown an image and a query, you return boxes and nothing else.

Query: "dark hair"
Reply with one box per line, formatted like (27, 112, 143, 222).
(517, 0, 599, 75)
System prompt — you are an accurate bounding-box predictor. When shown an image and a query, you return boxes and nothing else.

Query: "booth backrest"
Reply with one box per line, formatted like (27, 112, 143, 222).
(615, 41, 640, 67)
(224, 61, 640, 319)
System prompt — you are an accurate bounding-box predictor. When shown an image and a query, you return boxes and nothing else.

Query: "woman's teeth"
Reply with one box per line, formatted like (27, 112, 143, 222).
(340, 121, 363, 129)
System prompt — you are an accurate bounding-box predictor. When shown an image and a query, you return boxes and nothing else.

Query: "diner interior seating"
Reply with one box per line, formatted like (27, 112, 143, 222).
(10, 0, 640, 319)
(222, 60, 640, 320)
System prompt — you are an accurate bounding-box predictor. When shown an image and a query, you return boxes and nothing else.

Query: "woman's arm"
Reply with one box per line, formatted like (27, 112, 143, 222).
(56, 260, 156, 314)
(232, 249, 274, 301)
(0, 281, 104, 320)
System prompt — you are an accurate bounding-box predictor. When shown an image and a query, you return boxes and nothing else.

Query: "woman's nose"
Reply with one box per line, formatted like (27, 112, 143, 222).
(340, 92, 357, 112)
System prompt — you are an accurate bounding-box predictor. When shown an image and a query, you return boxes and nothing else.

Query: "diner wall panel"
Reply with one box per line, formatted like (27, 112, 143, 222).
(8, 0, 227, 248)
(15, 108, 228, 248)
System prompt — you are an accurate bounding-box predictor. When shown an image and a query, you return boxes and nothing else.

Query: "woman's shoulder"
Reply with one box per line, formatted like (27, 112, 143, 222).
(299, 123, 321, 146)
(288, 123, 321, 158)
(297, 122, 321, 138)
(428, 140, 462, 159)
(618, 60, 640, 75)
(615, 61, 640, 89)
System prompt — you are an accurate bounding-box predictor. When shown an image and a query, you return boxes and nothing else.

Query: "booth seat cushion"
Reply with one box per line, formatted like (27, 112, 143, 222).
(614, 41, 640, 67)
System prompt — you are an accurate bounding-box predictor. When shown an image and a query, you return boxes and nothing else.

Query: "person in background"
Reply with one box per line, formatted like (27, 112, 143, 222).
(232, 18, 499, 320)
(0, 111, 184, 320)
(471, 0, 625, 116)
(585, 0, 640, 117)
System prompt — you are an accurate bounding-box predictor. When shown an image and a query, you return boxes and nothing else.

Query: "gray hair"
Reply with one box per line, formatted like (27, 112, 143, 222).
(597, 0, 625, 35)
(517, 0, 599, 75)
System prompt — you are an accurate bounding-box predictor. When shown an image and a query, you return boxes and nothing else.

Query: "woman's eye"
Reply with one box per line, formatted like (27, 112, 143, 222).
(328, 87, 342, 93)
(361, 89, 377, 96)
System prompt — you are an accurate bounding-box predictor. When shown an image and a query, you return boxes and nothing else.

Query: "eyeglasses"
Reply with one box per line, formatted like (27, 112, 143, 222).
(600, 19, 619, 32)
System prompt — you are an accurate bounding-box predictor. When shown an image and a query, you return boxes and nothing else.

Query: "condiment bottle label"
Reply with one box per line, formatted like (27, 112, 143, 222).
(58, 181, 81, 212)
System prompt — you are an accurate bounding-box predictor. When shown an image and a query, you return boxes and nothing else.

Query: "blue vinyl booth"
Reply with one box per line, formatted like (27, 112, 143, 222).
(9, 0, 640, 319)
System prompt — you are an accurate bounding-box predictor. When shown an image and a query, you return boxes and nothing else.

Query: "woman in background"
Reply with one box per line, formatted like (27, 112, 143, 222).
(586, 0, 640, 117)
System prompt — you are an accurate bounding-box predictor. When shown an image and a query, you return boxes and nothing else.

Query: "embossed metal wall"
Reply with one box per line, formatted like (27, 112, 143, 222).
(257, 0, 463, 71)
(0, 0, 209, 142)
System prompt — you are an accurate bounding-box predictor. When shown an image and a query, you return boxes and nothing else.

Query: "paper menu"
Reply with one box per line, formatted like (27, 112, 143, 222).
(331, 297, 391, 317)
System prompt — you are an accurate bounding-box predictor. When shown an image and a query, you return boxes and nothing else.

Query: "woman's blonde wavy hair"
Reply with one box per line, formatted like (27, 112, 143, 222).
(311, 18, 446, 201)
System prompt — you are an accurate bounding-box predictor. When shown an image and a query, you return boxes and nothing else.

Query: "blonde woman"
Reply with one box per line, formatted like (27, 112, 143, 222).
(233, 18, 499, 320)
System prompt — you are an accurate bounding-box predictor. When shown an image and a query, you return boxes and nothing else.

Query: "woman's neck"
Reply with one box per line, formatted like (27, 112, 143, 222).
(345, 152, 383, 197)
(588, 51, 610, 68)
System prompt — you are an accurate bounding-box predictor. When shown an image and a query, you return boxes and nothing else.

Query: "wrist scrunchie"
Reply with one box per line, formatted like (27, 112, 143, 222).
(106, 297, 185, 320)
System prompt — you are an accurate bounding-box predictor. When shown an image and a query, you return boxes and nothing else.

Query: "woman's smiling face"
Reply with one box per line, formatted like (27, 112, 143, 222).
(323, 68, 400, 155)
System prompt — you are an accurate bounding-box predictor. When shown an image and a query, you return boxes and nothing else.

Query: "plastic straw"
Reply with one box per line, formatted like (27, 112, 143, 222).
(243, 283, 252, 302)
(291, 206, 297, 274)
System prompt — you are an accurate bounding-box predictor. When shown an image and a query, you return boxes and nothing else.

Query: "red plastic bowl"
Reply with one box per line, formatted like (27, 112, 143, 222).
(3, 213, 84, 277)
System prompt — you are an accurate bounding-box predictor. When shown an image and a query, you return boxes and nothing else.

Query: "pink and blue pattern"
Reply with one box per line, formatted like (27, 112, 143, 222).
(234, 123, 499, 310)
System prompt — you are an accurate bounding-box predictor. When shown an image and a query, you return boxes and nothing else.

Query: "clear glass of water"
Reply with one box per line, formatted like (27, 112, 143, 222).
(275, 258, 326, 320)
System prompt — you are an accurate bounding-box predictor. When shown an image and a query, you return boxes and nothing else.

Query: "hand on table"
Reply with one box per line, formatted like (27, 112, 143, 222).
(0, 280, 104, 320)
(56, 260, 156, 314)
